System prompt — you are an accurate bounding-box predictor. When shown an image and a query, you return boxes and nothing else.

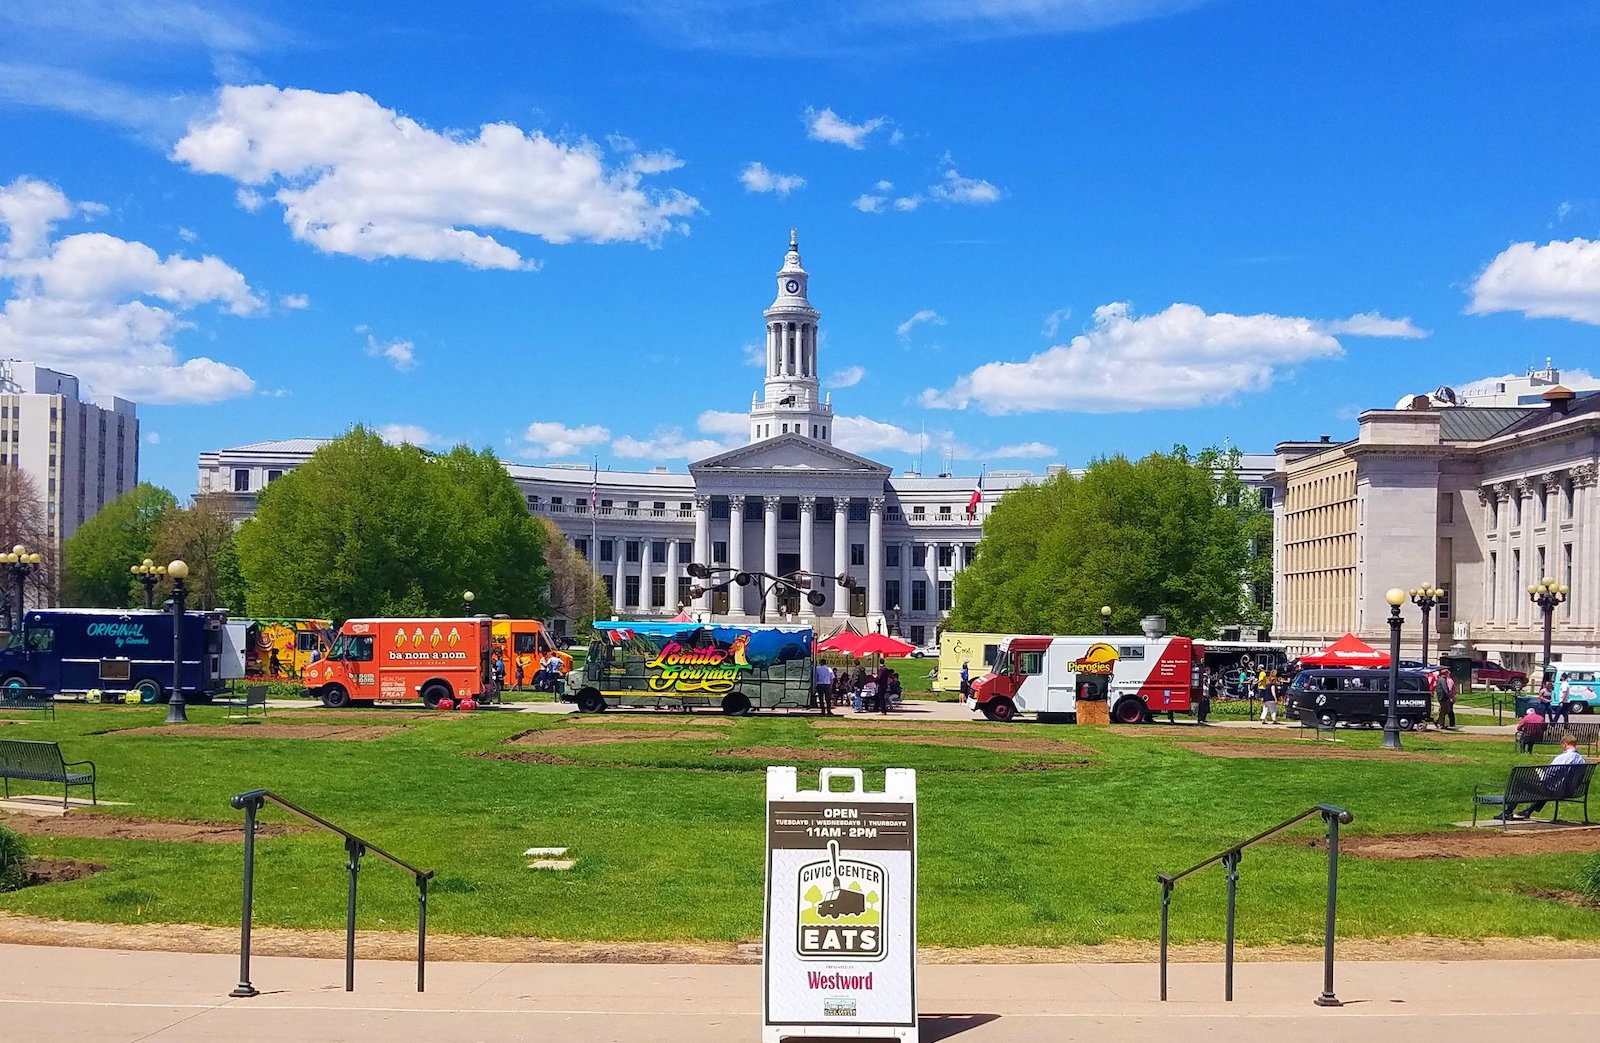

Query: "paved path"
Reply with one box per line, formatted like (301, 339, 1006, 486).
(1, 944, 1591, 1041)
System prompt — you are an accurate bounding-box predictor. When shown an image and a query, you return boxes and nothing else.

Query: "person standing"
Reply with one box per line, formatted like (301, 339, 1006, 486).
(1196, 671, 1211, 725)
(874, 661, 892, 714)
(813, 660, 835, 716)
(1436, 669, 1457, 730)
(959, 659, 972, 698)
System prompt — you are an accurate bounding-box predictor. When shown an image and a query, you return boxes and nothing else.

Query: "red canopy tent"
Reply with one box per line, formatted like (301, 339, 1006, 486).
(849, 633, 915, 658)
(817, 632, 865, 654)
(1299, 633, 1390, 668)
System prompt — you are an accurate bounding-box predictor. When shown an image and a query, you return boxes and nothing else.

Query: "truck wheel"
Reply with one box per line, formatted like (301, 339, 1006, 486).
(985, 698, 1017, 723)
(1113, 698, 1146, 724)
(420, 682, 451, 709)
(1572, 702, 1590, 715)
(321, 685, 351, 709)
(133, 678, 163, 704)
(721, 693, 752, 716)
(576, 688, 606, 714)
(0, 674, 28, 692)
(1317, 710, 1337, 729)
(1399, 716, 1417, 732)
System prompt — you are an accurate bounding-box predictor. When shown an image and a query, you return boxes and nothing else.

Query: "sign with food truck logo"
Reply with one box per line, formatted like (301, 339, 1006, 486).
(1070, 642, 1120, 675)
(764, 767, 916, 1038)
(643, 634, 755, 694)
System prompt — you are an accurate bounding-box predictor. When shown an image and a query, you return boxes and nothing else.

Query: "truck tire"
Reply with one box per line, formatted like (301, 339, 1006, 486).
(1317, 710, 1337, 729)
(721, 692, 752, 716)
(576, 688, 606, 714)
(1112, 698, 1146, 724)
(133, 678, 163, 704)
(0, 674, 28, 692)
(983, 697, 1017, 722)
(420, 682, 451, 709)
(1399, 716, 1417, 731)
(321, 684, 351, 709)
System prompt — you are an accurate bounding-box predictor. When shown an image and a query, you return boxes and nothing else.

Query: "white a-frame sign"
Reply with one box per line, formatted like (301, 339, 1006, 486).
(763, 767, 918, 1043)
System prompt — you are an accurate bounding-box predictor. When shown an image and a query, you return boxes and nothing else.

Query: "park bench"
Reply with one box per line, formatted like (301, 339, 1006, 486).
(0, 687, 55, 720)
(1472, 763, 1596, 827)
(1530, 722, 1600, 755)
(0, 739, 97, 809)
(218, 684, 268, 720)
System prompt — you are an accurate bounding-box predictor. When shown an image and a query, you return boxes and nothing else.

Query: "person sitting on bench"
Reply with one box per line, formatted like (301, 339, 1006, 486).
(1501, 734, 1586, 820)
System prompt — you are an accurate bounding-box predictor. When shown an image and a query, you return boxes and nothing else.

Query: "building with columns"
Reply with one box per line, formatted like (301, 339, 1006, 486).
(1270, 386, 1600, 674)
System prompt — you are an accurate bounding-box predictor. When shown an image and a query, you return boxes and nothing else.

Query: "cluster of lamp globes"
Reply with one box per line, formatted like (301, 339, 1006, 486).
(1526, 576, 1570, 604)
(0, 544, 42, 566)
(130, 559, 190, 581)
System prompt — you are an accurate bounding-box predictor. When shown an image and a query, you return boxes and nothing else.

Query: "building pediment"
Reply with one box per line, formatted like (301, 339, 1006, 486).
(690, 434, 890, 477)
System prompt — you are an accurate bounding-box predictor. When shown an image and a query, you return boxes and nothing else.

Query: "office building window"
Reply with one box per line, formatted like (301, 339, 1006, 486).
(911, 580, 927, 611)
(939, 506, 952, 519)
(780, 500, 799, 521)
(713, 540, 729, 564)
(884, 579, 901, 611)
(650, 576, 667, 608)
(938, 580, 953, 611)
(850, 543, 865, 567)
(1259, 487, 1274, 510)
(599, 539, 615, 563)
(886, 545, 900, 568)
(624, 576, 641, 606)
(1512, 549, 1522, 618)
(574, 538, 590, 559)
(266, 469, 283, 483)
(1513, 494, 1522, 526)
(678, 540, 694, 560)
(912, 505, 925, 518)
(1489, 497, 1498, 528)
(651, 540, 667, 564)
(938, 545, 954, 567)
(677, 577, 693, 607)
(912, 545, 927, 567)
(1539, 486, 1549, 523)
(527, 494, 541, 510)
(1487, 551, 1497, 620)
(602, 575, 615, 600)
(910, 625, 926, 645)
(233, 468, 250, 492)
(849, 502, 868, 522)
(1565, 480, 1576, 518)
(711, 498, 729, 519)
(625, 540, 641, 563)
(1564, 544, 1574, 619)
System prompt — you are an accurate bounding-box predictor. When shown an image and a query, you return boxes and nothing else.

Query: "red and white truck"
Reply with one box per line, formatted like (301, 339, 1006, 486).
(966, 634, 1204, 723)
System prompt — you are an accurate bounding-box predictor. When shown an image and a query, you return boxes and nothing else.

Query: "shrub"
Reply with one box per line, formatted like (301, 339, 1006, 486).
(1579, 853, 1600, 904)
(0, 823, 27, 892)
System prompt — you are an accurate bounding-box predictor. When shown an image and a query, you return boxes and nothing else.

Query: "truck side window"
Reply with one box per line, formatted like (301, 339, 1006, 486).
(515, 633, 541, 655)
(1017, 651, 1043, 675)
(27, 627, 54, 651)
(349, 636, 374, 662)
(296, 632, 320, 652)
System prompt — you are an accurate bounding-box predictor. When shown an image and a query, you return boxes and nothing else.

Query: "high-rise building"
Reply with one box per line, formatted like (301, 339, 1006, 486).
(0, 360, 139, 550)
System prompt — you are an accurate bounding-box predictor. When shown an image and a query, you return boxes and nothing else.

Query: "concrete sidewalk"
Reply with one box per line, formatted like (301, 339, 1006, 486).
(0, 944, 1591, 1041)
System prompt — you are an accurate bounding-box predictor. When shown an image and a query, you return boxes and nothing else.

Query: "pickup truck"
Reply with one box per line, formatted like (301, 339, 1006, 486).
(1471, 660, 1528, 691)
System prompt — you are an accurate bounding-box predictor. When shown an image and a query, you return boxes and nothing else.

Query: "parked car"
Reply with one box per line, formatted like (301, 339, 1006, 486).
(1471, 660, 1528, 691)
(1285, 668, 1433, 730)
(909, 644, 940, 659)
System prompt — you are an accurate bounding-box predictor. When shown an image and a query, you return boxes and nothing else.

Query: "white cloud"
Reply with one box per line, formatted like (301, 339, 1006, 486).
(740, 161, 806, 197)
(376, 423, 438, 447)
(1317, 311, 1427, 338)
(929, 168, 1001, 205)
(826, 365, 866, 388)
(144, 431, 161, 445)
(892, 196, 922, 212)
(174, 85, 700, 269)
(990, 441, 1057, 459)
(614, 429, 730, 461)
(1042, 308, 1072, 338)
(695, 410, 750, 439)
(920, 301, 1420, 415)
(279, 292, 308, 309)
(853, 194, 886, 213)
(896, 308, 946, 342)
(0, 63, 204, 142)
(805, 107, 887, 150)
(831, 415, 932, 456)
(177, 226, 197, 243)
(1468, 237, 1600, 324)
(363, 333, 415, 371)
(0, 176, 257, 403)
(741, 341, 767, 368)
(235, 187, 266, 212)
(522, 420, 611, 458)
(875, 180, 894, 191)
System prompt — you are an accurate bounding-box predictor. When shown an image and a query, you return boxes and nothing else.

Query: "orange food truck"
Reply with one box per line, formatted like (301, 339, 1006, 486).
(301, 617, 492, 708)
(489, 618, 571, 688)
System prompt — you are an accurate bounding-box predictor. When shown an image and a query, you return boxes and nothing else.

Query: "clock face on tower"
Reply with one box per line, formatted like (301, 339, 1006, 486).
(784, 278, 800, 294)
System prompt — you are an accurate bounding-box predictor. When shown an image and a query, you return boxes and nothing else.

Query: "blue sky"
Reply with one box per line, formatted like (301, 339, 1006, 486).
(2, 0, 1599, 496)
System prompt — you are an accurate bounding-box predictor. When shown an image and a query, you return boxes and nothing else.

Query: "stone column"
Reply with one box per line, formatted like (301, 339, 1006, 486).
(729, 495, 746, 617)
(799, 495, 816, 619)
(1575, 465, 1599, 631)
(666, 535, 680, 614)
(612, 541, 626, 617)
(639, 538, 653, 615)
(764, 495, 781, 619)
(833, 496, 852, 617)
(898, 539, 912, 627)
(868, 496, 885, 624)
(693, 495, 711, 615)
(927, 540, 940, 620)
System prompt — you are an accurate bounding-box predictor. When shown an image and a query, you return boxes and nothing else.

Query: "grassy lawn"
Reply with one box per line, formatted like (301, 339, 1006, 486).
(0, 702, 1592, 950)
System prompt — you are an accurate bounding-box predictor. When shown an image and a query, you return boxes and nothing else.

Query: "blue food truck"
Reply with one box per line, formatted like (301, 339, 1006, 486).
(0, 608, 228, 703)
(571, 621, 814, 715)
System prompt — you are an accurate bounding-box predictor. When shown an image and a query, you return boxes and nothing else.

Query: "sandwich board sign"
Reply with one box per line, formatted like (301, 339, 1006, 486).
(763, 766, 918, 1043)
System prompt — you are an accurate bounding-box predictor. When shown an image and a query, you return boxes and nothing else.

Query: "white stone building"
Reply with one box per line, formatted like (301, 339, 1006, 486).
(1270, 386, 1599, 673)
(0, 360, 139, 550)
(198, 233, 1272, 641)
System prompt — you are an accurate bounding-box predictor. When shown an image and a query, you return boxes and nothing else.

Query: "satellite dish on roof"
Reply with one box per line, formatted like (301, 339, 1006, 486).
(1433, 385, 1459, 405)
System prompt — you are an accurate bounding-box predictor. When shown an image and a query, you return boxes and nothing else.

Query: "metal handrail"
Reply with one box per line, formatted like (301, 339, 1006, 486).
(228, 788, 434, 999)
(1157, 803, 1352, 1006)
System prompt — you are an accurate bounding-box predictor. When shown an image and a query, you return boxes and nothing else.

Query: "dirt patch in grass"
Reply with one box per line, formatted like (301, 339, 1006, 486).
(508, 728, 724, 747)
(1521, 887, 1599, 908)
(19, 857, 104, 885)
(810, 719, 984, 733)
(5, 911, 1600, 964)
(474, 750, 580, 766)
(563, 715, 734, 727)
(1178, 740, 1461, 763)
(712, 745, 859, 762)
(108, 724, 405, 741)
(829, 733, 1095, 757)
(1293, 827, 1600, 860)
(0, 812, 303, 844)
(268, 711, 439, 723)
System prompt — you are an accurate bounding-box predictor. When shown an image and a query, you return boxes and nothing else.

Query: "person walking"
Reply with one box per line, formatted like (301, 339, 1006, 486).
(959, 659, 972, 699)
(1196, 671, 1212, 725)
(1259, 672, 1279, 724)
(1436, 669, 1457, 730)
(1550, 675, 1572, 726)
(813, 660, 835, 716)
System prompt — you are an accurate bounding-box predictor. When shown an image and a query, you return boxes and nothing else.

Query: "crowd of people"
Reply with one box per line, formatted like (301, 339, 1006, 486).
(811, 660, 901, 715)
(491, 647, 568, 695)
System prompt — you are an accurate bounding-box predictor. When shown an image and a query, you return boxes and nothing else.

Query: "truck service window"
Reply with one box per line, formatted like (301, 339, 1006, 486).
(1017, 651, 1043, 675)
(27, 627, 54, 651)
(348, 636, 374, 662)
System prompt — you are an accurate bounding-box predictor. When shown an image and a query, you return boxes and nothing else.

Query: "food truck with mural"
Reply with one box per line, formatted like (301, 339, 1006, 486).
(966, 634, 1204, 723)
(571, 621, 814, 715)
(301, 617, 493, 708)
(489, 618, 571, 687)
(243, 618, 333, 679)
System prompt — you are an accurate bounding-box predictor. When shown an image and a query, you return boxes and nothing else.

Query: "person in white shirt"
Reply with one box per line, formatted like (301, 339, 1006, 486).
(813, 661, 835, 716)
(1503, 735, 1588, 820)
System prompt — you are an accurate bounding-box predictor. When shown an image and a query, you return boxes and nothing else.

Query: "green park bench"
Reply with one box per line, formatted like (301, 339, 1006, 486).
(0, 739, 97, 810)
(1472, 763, 1595, 827)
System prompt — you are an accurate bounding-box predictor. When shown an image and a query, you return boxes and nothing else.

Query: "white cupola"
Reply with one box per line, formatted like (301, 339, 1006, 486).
(750, 229, 833, 443)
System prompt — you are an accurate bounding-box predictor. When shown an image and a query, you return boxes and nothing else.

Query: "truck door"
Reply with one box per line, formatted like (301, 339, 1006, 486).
(1011, 648, 1046, 711)
(343, 635, 377, 699)
(20, 624, 59, 691)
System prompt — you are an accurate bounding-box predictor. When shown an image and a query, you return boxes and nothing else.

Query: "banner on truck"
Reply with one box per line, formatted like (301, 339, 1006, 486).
(763, 766, 918, 1043)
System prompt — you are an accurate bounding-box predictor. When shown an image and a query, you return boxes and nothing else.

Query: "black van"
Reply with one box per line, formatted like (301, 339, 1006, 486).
(1285, 668, 1432, 730)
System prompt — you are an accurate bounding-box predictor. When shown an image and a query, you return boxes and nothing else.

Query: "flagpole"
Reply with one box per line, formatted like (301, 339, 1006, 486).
(591, 454, 600, 623)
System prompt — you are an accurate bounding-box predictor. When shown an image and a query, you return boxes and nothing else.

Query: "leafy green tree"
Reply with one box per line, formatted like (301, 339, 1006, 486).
(235, 428, 549, 621)
(148, 494, 243, 612)
(60, 483, 176, 607)
(949, 447, 1256, 637)
(538, 516, 608, 634)
(0, 465, 56, 623)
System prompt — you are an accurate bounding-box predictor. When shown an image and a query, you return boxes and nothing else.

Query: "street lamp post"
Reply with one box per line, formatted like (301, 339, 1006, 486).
(892, 603, 902, 639)
(1528, 576, 1570, 684)
(1, 544, 43, 627)
(462, 590, 476, 615)
(1100, 605, 1112, 635)
(165, 560, 191, 725)
(686, 565, 849, 626)
(1383, 587, 1405, 751)
(131, 558, 166, 610)
(1408, 585, 1443, 666)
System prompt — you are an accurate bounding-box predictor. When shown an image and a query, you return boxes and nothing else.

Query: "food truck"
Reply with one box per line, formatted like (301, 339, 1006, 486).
(966, 634, 1203, 722)
(301, 617, 493, 708)
(0, 608, 228, 702)
(571, 621, 814, 715)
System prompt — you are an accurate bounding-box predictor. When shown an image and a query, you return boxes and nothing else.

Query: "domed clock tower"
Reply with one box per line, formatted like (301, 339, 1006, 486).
(749, 230, 833, 443)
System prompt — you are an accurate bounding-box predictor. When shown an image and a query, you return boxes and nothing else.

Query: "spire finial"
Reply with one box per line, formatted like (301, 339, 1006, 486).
(789, 228, 798, 250)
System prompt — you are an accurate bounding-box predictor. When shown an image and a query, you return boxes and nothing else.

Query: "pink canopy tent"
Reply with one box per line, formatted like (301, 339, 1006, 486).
(1299, 633, 1390, 668)
(668, 610, 693, 623)
(817, 631, 865, 654)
